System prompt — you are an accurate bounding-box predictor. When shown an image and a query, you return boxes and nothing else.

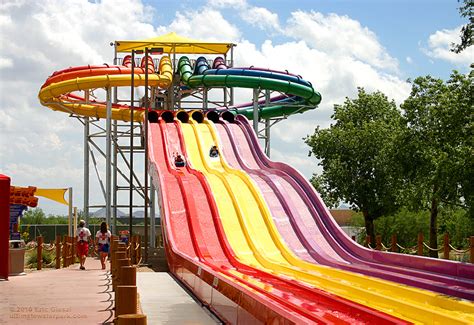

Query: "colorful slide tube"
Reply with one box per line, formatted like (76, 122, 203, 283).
(147, 111, 404, 323)
(178, 56, 321, 119)
(212, 113, 474, 300)
(39, 55, 172, 121)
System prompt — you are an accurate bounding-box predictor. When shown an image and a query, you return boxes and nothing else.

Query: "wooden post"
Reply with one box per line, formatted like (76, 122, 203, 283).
(130, 236, 136, 264)
(113, 250, 128, 277)
(365, 235, 371, 248)
(443, 233, 450, 260)
(375, 235, 382, 250)
(62, 236, 68, 268)
(116, 314, 147, 325)
(391, 234, 398, 253)
(73, 236, 77, 264)
(115, 285, 137, 318)
(113, 258, 131, 291)
(470, 236, 474, 264)
(55, 235, 61, 269)
(417, 233, 424, 256)
(37, 236, 43, 270)
(120, 266, 137, 286)
(136, 235, 142, 263)
(110, 239, 120, 270)
(69, 236, 74, 266)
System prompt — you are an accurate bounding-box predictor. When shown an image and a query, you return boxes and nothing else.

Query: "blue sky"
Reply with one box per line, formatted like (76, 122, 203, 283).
(1, 0, 472, 215)
(143, 0, 469, 79)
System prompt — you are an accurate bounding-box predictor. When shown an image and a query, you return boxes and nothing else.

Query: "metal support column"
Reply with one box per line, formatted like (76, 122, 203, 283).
(105, 87, 112, 229)
(144, 47, 149, 263)
(68, 187, 73, 236)
(150, 179, 156, 249)
(230, 45, 234, 106)
(264, 89, 271, 157)
(203, 88, 208, 110)
(129, 50, 135, 236)
(112, 120, 117, 234)
(253, 88, 259, 134)
(83, 117, 89, 222)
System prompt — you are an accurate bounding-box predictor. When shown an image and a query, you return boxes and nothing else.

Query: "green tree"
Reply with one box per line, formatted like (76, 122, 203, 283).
(21, 208, 46, 224)
(398, 70, 473, 257)
(305, 88, 404, 240)
(451, 0, 473, 53)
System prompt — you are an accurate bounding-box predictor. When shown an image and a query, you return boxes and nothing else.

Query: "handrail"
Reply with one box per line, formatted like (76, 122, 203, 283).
(363, 233, 473, 263)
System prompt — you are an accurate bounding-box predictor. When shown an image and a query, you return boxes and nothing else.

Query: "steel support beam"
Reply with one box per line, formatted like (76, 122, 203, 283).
(129, 50, 135, 237)
(253, 88, 259, 134)
(83, 117, 89, 222)
(105, 87, 112, 229)
(265, 89, 271, 157)
(144, 47, 149, 263)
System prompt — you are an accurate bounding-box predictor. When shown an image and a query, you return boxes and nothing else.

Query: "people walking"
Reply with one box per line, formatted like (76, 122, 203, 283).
(77, 220, 92, 270)
(95, 222, 111, 270)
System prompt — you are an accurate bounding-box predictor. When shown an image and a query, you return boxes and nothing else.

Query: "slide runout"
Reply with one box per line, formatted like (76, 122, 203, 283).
(157, 114, 402, 323)
(192, 118, 474, 324)
(223, 117, 474, 300)
(236, 114, 474, 290)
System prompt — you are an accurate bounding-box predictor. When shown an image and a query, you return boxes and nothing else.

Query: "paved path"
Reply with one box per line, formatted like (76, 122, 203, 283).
(137, 273, 219, 324)
(0, 259, 113, 324)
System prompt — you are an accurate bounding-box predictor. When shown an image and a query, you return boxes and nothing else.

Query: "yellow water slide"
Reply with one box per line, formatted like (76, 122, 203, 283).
(179, 117, 474, 324)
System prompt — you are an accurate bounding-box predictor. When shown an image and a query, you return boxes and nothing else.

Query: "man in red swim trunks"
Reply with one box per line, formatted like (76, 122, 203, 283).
(77, 220, 92, 270)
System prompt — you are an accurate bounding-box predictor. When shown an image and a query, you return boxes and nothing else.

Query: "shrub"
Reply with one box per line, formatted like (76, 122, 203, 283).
(25, 249, 55, 268)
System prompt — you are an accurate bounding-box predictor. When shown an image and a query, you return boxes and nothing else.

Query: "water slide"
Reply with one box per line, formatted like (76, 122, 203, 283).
(176, 113, 474, 323)
(213, 114, 474, 300)
(148, 111, 403, 323)
(39, 50, 474, 323)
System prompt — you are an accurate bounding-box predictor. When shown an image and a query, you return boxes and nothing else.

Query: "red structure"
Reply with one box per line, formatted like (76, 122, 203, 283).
(0, 174, 10, 280)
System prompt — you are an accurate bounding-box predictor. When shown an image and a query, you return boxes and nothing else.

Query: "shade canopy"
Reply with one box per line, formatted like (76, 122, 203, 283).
(115, 32, 234, 55)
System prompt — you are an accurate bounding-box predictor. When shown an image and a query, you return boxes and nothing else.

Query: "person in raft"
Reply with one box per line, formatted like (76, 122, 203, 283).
(77, 220, 92, 270)
(209, 145, 219, 158)
(95, 221, 111, 270)
(174, 153, 186, 167)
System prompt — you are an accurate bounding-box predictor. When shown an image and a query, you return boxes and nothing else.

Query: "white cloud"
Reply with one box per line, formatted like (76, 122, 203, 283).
(423, 26, 474, 66)
(208, 0, 246, 8)
(285, 11, 399, 72)
(208, 0, 281, 32)
(0, 57, 13, 69)
(157, 8, 241, 42)
(406, 56, 413, 64)
(241, 6, 281, 32)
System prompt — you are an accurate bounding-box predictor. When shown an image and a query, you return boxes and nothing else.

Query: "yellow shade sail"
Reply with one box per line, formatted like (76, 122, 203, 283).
(115, 32, 234, 54)
(35, 188, 69, 206)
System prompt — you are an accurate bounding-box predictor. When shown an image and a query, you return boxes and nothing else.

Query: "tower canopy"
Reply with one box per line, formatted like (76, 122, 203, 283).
(115, 32, 234, 55)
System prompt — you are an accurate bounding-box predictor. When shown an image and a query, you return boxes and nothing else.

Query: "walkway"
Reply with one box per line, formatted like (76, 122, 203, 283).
(137, 272, 219, 324)
(0, 259, 113, 324)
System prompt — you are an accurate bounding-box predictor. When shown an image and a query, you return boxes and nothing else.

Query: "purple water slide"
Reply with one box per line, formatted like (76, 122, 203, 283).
(225, 115, 474, 299)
